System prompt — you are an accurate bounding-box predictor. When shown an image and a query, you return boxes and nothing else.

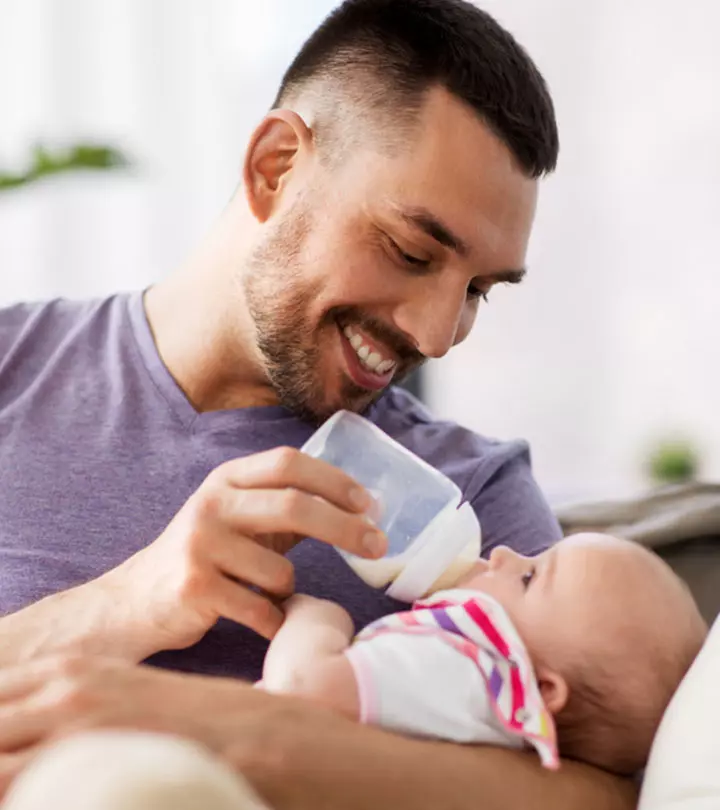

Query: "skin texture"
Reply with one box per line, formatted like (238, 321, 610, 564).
(0, 89, 636, 808)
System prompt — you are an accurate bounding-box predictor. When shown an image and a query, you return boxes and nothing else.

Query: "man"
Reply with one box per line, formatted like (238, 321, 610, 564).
(0, 0, 636, 808)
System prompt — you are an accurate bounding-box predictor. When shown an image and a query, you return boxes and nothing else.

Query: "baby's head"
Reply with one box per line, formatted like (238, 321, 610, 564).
(459, 534, 707, 775)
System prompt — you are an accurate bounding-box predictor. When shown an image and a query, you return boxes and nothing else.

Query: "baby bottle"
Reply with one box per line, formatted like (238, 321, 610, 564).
(301, 410, 482, 602)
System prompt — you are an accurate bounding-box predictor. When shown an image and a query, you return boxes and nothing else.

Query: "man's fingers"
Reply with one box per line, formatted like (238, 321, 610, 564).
(217, 488, 386, 559)
(0, 657, 65, 705)
(210, 448, 373, 515)
(210, 537, 295, 599)
(0, 701, 50, 754)
(0, 750, 34, 800)
(213, 577, 286, 640)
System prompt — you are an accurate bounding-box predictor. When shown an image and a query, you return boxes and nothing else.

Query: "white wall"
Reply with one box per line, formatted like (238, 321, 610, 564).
(0, 0, 337, 300)
(427, 0, 720, 503)
(1, 0, 719, 504)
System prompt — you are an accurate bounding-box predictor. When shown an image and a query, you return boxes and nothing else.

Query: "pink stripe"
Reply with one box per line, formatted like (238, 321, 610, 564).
(398, 611, 422, 628)
(463, 600, 510, 657)
(509, 665, 525, 728)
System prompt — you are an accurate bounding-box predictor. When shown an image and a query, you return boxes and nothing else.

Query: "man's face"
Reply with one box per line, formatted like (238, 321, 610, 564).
(243, 88, 538, 422)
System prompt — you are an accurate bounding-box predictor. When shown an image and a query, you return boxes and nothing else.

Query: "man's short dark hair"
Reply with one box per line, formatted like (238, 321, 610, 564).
(272, 0, 559, 178)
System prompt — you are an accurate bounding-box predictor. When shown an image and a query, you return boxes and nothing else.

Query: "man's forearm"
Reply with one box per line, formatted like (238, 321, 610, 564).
(236, 707, 638, 810)
(0, 578, 151, 668)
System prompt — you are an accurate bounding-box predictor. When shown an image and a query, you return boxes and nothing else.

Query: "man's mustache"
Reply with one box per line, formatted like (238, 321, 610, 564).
(334, 309, 425, 366)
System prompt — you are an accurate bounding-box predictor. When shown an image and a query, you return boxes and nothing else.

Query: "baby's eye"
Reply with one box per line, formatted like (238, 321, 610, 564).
(521, 566, 536, 589)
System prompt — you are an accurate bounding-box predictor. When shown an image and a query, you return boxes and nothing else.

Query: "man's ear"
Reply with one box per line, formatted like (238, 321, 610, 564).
(243, 110, 313, 223)
(536, 666, 569, 715)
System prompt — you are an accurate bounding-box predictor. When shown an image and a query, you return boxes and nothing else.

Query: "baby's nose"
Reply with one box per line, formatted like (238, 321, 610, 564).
(489, 545, 524, 569)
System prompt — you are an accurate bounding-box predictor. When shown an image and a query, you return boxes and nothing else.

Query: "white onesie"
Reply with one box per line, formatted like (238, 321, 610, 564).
(344, 589, 559, 769)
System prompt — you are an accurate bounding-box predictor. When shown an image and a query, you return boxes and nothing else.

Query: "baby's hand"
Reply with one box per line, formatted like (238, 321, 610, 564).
(281, 595, 354, 635)
(282, 594, 328, 615)
(263, 595, 356, 697)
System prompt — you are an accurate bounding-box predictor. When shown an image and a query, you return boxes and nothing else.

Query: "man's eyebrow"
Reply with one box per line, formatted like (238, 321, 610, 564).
(398, 206, 470, 257)
(396, 207, 527, 284)
(487, 268, 527, 285)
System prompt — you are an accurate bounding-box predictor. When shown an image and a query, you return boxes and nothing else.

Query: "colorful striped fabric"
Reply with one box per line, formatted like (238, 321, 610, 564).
(355, 589, 560, 769)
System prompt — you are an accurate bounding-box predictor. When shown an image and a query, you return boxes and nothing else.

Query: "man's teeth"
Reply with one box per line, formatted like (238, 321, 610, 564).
(343, 326, 397, 375)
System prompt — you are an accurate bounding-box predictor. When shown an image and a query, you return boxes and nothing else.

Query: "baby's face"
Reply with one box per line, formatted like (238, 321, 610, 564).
(458, 533, 679, 673)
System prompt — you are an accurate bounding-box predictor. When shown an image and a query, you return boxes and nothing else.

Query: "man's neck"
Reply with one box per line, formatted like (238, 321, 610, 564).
(143, 267, 277, 415)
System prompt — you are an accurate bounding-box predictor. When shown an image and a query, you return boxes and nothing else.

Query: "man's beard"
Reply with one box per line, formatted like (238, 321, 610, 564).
(242, 205, 422, 423)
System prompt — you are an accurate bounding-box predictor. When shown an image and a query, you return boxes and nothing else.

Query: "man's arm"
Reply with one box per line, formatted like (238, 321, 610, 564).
(233, 706, 638, 810)
(0, 657, 637, 810)
(0, 578, 150, 667)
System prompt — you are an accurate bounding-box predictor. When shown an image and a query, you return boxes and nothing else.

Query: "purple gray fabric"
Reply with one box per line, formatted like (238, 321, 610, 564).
(0, 293, 561, 680)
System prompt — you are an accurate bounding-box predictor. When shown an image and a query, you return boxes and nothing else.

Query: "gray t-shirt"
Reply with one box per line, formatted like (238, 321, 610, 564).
(0, 293, 561, 680)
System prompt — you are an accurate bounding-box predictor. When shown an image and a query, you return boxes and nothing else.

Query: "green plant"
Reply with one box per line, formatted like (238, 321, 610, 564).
(0, 143, 130, 192)
(647, 439, 700, 485)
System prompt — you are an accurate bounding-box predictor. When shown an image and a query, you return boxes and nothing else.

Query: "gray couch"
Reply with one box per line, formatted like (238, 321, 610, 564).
(556, 482, 720, 624)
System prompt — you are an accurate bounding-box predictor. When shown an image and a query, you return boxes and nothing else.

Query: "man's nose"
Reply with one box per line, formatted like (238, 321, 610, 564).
(393, 285, 465, 359)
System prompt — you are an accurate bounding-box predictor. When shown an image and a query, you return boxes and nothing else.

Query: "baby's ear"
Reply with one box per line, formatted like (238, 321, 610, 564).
(536, 667, 569, 715)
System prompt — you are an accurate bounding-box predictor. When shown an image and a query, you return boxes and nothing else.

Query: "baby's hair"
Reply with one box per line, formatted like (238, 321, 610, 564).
(555, 579, 707, 775)
(555, 659, 654, 775)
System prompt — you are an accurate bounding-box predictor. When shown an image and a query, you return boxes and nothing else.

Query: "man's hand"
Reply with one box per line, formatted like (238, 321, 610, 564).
(98, 447, 385, 656)
(0, 447, 386, 667)
(0, 655, 280, 795)
(0, 656, 273, 758)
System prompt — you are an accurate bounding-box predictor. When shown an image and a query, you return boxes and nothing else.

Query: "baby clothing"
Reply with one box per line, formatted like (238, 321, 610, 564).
(344, 589, 559, 769)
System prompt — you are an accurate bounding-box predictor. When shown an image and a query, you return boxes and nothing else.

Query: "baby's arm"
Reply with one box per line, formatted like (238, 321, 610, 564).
(262, 594, 360, 721)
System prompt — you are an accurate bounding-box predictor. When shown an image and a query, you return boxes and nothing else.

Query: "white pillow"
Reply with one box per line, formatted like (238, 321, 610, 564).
(639, 615, 720, 809)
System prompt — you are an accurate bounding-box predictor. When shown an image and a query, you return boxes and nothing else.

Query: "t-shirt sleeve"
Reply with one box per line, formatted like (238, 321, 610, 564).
(345, 630, 521, 749)
(467, 444, 562, 557)
(0, 299, 93, 407)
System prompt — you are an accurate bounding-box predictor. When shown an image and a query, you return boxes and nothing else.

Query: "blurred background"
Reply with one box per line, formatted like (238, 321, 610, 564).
(1, 0, 718, 505)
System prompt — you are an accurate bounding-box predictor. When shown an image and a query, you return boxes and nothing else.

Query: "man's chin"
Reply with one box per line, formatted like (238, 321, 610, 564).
(308, 386, 389, 424)
(309, 395, 378, 424)
(272, 368, 398, 424)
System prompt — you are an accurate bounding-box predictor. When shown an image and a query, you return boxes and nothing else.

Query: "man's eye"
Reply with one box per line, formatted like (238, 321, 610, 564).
(521, 567, 536, 589)
(390, 240, 431, 269)
(468, 285, 489, 303)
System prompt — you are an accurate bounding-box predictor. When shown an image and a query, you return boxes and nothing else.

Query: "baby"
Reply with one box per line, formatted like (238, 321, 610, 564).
(262, 533, 707, 775)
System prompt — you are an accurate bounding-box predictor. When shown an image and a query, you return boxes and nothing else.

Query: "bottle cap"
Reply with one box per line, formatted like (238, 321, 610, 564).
(386, 501, 481, 602)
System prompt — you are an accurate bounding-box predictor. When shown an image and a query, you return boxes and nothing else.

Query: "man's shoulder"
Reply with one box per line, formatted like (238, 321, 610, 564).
(0, 294, 128, 355)
(0, 294, 132, 402)
(370, 386, 530, 500)
(1, 295, 101, 339)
